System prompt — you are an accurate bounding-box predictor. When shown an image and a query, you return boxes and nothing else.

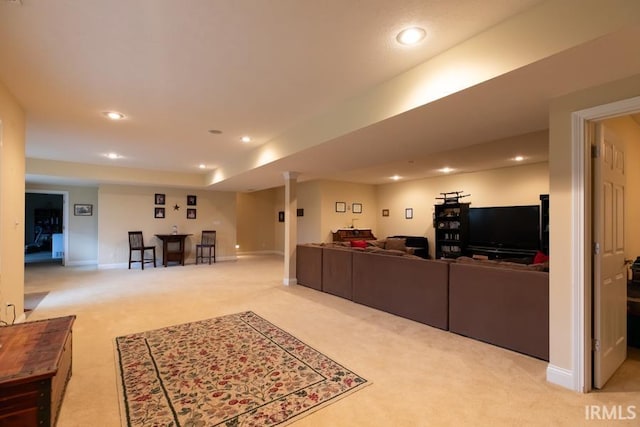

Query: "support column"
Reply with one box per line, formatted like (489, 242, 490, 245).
(283, 171, 299, 285)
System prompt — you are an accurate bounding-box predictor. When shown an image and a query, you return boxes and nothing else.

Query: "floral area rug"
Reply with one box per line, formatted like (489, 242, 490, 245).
(115, 311, 368, 426)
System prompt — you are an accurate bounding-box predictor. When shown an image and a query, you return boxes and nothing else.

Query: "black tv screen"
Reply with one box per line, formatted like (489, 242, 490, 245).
(468, 205, 540, 251)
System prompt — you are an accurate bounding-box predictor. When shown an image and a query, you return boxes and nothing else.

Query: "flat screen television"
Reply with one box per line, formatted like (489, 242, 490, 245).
(468, 205, 540, 251)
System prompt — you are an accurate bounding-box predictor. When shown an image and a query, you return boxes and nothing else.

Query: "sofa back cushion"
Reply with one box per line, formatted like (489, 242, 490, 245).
(385, 237, 406, 251)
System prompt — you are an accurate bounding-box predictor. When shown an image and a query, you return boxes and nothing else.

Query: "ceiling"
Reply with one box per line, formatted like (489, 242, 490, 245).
(1, 1, 639, 192)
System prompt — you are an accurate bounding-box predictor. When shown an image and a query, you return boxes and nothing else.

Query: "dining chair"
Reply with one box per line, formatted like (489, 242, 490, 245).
(128, 231, 156, 269)
(195, 230, 216, 264)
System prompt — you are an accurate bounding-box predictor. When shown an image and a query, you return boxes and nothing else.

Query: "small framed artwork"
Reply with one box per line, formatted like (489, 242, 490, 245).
(187, 208, 196, 219)
(405, 208, 413, 219)
(187, 195, 197, 206)
(74, 204, 93, 216)
(382, 209, 389, 217)
(278, 211, 285, 222)
(154, 207, 165, 219)
(297, 208, 304, 217)
(352, 203, 362, 214)
(335, 202, 346, 213)
(155, 193, 165, 205)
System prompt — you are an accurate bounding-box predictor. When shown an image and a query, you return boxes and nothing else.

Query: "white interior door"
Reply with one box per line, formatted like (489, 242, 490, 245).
(593, 123, 627, 389)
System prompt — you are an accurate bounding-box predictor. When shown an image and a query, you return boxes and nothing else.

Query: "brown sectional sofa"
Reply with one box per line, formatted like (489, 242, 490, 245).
(449, 261, 549, 360)
(352, 251, 449, 329)
(296, 243, 549, 360)
(322, 247, 353, 299)
(296, 244, 322, 290)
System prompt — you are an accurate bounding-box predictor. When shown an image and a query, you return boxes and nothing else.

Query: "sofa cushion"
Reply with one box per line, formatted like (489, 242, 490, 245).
(385, 237, 406, 251)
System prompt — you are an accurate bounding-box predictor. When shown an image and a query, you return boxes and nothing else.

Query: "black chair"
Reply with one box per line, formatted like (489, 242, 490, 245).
(128, 231, 156, 269)
(195, 230, 216, 264)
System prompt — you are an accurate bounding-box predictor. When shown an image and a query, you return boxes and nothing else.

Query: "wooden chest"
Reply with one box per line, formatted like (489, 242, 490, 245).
(0, 316, 75, 427)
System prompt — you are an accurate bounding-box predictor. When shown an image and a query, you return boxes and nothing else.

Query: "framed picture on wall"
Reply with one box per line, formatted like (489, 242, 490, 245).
(278, 211, 285, 222)
(155, 193, 165, 205)
(154, 207, 165, 219)
(382, 209, 389, 217)
(187, 195, 197, 206)
(335, 202, 346, 213)
(405, 208, 413, 219)
(74, 204, 93, 216)
(297, 208, 304, 217)
(187, 208, 196, 219)
(352, 203, 362, 214)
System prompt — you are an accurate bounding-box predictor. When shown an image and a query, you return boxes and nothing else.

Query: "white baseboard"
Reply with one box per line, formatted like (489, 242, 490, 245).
(546, 364, 576, 391)
(283, 278, 297, 286)
(236, 250, 283, 256)
(65, 260, 98, 267)
(98, 255, 239, 269)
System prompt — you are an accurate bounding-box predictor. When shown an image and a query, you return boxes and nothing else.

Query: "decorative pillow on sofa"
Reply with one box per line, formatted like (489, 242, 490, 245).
(350, 240, 367, 249)
(385, 237, 407, 252)
(533, 251, 549, 264)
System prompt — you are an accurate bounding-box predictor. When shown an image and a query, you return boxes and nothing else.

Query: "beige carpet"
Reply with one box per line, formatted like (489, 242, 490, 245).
(24, 255, 640, 427)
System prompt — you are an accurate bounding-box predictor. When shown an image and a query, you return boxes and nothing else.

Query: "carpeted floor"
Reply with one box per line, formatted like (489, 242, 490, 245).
(23, 254, 640, 427)
(115, 311, 368, 426)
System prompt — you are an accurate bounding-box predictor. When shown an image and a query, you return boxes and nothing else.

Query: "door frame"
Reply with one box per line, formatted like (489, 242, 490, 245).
(571, 95, 640, 392)
(25, 190, 69, 266)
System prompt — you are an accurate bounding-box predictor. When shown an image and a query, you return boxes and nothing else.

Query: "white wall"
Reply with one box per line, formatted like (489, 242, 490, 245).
(97, 185, 236, 267)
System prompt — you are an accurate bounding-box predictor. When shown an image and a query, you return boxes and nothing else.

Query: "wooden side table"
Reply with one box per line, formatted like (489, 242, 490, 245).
(155, 234, 192, 266)
(0, 315, 75, 426)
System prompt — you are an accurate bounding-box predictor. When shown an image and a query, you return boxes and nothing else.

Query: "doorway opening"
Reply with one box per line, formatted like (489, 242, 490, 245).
(25, 192, 67, 265)
(573, 96, 640, 392)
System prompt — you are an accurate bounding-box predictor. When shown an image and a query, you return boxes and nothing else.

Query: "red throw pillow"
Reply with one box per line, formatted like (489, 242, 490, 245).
(350, 240, 367, 248)
(533, 251, 549, 264)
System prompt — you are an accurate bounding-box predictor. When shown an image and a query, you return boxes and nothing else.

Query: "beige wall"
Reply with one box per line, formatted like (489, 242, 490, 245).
(97, 185, 236, 266)
(0, 79, 25, 322)
(237, 179, 378, 252)
(236, 189, 279, 253)
(318, 180, 377, 243)
(26, 184, 99, 265)
(377, 162, 549, 258)
(548, 74, 640, 384)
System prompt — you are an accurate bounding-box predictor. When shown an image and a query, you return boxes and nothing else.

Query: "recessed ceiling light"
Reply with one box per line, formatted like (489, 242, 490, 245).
(514, 155, 525, 162)
(396, 27, 426, 45)
(241, 136, 251, 143)
(439, 167, 454, 173)
(208, 129, 223, 134)
(106, 152, 120, 159)
(103, 111, 125, 120)
(391, 175, 402, 181)
(198, 164, 206, 169)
